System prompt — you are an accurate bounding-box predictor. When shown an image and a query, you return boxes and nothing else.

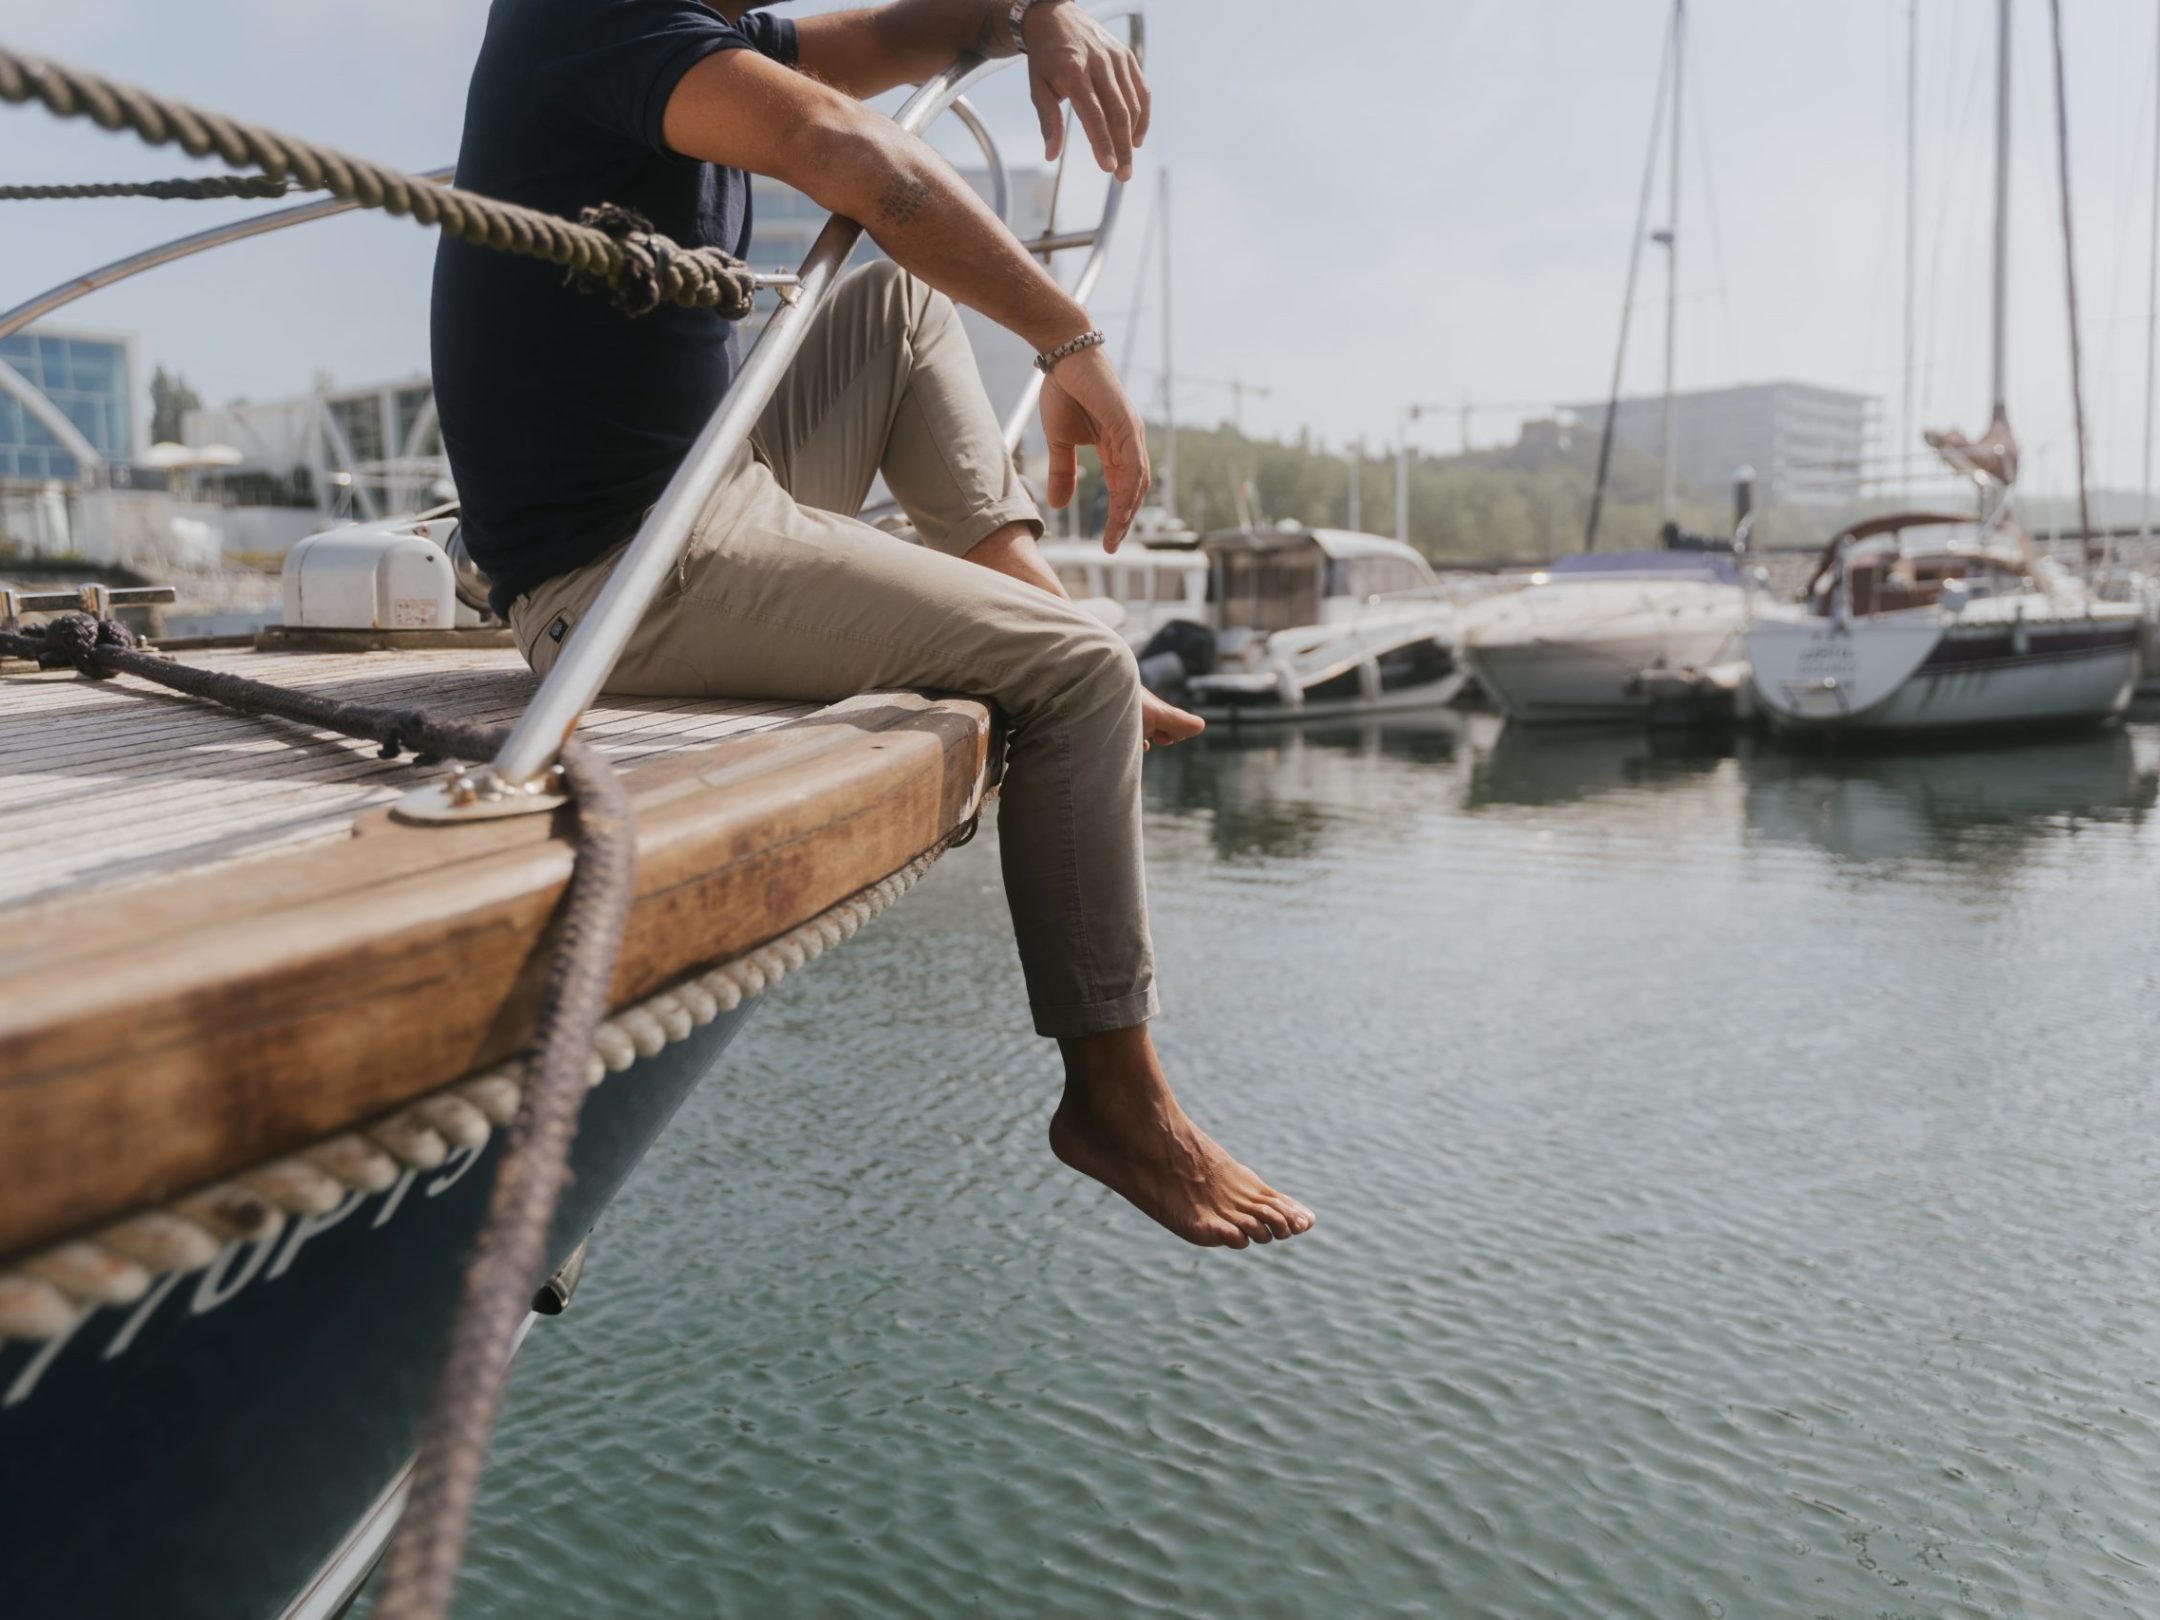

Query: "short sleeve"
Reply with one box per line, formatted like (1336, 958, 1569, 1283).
(537, 0, 799, 156)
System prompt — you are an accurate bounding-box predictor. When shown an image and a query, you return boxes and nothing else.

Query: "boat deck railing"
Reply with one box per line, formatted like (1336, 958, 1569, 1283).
(3, 1, 1143, 819)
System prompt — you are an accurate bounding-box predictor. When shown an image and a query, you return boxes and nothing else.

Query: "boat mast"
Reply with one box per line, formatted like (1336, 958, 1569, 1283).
(1903, 0, 1919, 501)
(2143, 3, 2159, 550)
(1990, 0, 2012, 426)
(1659, 0, 1686, 526)
(2046, 0, 2096, 563)
(1159, 167, 1177, 523)
(1582, 4, 1678, 551)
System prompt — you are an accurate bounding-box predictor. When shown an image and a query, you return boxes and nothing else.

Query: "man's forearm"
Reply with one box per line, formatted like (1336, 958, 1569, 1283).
(804, 118, 1090, 353)
(664, 47, 1088, 351)
(797, 0, 1039, 97)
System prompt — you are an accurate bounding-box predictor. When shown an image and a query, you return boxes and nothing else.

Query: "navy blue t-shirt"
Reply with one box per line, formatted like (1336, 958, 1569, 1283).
(431, 0, 797, 613)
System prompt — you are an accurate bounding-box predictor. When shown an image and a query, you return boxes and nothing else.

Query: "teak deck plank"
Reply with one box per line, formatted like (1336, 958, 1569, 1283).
(0, 647, 993, 1255)
(0, 647, 809, 907)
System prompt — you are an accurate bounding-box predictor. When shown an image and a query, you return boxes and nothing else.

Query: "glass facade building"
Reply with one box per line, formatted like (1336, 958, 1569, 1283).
(0, 327, 135, 482)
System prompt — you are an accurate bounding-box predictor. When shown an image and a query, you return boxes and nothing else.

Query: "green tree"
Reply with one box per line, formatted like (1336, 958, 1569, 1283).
(149, 365, 202, 445)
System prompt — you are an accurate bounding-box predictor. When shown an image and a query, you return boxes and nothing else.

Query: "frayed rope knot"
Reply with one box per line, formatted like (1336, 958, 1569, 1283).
(570, 201, 756, 321)
(573, 203, 670, 318)
(28, 611, 136, 679)
(373, 707, 442, 765)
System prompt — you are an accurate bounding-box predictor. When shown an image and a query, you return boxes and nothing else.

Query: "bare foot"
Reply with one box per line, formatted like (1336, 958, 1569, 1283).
(1050, 1027, 1313, 1249)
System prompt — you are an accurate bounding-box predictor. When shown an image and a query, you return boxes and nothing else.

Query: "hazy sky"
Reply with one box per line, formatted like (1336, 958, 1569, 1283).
(8, 1, 2160, 497)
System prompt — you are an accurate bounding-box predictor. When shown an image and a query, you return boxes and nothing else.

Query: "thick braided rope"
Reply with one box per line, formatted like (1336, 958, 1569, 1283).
(0, 174, 291, 200)
(0, 43, 757, 319)
(2, 617, 635, 1620)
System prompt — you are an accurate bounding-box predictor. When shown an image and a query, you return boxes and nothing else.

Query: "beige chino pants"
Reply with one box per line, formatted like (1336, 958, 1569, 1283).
(510, 262, 1157, 1037)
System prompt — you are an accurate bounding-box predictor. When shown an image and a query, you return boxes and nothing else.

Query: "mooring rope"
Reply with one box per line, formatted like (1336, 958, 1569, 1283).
(0, 613, 635, 1620)
(0, 174, 292, 201)
(0, 43, 758, 319)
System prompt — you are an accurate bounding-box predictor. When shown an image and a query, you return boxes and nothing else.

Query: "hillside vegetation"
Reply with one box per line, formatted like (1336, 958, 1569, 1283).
(1066, 421, 1829, 565)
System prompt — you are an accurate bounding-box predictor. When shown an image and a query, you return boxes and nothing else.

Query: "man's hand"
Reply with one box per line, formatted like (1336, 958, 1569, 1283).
(1019, 1, 1151, 180)
(1040, 345, 1150, 552)
(1141, 688, 1205, 750)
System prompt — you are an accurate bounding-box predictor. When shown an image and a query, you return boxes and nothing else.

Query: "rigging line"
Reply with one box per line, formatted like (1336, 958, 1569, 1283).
(1584, 1, 1677, 553)
(1682, 17, 1738, 384)
(2092, 8, 2156, 485)
(2047, 0, 2098, 566)
(1917, 9, 1988, 439)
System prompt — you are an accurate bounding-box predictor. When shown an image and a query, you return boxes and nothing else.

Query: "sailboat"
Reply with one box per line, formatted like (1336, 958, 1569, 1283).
(1746, 0, 2142, 736)
(1456, 0, 1754, 727)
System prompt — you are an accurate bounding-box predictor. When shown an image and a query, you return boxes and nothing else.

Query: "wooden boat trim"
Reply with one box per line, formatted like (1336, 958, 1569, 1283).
(0, 690, 993, 1257)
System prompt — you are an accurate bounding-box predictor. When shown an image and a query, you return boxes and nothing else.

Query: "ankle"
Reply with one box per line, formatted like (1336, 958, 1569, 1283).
(1057, 1023, 1160, 1091)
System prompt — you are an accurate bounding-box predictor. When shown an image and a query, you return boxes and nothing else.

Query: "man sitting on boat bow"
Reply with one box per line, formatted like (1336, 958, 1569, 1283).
(433, 0, 1312, 1247)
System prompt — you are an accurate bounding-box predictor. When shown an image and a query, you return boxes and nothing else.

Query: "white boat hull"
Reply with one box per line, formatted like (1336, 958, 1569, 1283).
(1457, 578, 1747, 725)
(1747, 607, 2141, 733)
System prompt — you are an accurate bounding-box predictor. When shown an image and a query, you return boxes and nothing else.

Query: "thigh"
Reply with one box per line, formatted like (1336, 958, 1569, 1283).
(748, 261, 912, 520)
(612, 449, 1104, 706)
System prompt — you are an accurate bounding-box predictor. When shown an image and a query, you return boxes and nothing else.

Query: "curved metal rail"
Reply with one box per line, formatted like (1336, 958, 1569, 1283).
(441, 0, 1143, 809)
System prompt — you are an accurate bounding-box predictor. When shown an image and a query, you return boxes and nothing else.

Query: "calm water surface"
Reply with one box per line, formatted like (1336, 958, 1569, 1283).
(445, 711, 2160, 1618)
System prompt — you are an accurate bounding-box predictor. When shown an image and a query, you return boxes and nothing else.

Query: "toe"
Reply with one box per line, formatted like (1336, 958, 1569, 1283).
(1195, 1215, 1247, 1248)
(1252, 1201, 1294, 1240)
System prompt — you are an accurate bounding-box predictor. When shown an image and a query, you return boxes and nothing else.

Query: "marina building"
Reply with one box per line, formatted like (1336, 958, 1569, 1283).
(1563, 381, 1877, 508)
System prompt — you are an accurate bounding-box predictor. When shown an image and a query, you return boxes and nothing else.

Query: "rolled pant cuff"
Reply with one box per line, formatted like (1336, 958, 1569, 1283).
(1030, 983, 1160, 1040)
(932, 495, 1045, 558)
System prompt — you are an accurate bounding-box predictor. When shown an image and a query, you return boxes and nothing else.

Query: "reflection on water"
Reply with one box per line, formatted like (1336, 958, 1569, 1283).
(453, 714, 2160, 1620)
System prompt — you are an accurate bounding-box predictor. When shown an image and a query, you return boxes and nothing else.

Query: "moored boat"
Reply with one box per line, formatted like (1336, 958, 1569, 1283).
(1455, 548, 1748, 725)
(1745, 512, 2141, 735)
(1157, 525, 1466, 723)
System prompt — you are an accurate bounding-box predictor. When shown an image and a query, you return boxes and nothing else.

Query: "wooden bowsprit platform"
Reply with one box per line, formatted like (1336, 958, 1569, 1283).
(0, 641, 994, 1255)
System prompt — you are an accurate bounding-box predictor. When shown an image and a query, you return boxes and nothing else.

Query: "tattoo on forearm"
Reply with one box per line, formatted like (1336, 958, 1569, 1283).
(877, 174, 932, 228)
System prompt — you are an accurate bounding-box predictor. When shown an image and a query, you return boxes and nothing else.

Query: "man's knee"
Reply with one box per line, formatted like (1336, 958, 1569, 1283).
(1063, 615, 1143, 714)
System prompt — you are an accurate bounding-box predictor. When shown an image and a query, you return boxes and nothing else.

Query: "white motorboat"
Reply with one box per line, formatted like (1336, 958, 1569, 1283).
(1454, 549, 1748, 725)
(1745, 511, 2141, 735)
(1173, 526, 1467, 723)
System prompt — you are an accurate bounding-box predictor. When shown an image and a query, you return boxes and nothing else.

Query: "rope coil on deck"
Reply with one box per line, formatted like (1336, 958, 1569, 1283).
(0, 44, 758, 320)
(0, 174, 292, 201)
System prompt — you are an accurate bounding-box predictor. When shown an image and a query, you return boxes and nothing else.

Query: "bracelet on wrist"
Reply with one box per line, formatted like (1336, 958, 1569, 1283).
(1034, 328, 1105, 374)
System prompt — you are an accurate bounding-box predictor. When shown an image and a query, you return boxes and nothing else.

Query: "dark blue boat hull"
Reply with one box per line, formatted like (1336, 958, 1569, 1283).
(0, 1004, 754, 1619)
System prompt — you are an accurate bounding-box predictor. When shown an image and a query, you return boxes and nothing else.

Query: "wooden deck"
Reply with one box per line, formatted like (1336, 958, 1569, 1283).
(0, 640, 992, 1255)
(0, 645, 812, 908)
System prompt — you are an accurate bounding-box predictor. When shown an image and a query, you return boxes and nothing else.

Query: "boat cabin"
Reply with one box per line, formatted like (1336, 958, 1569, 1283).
(1802, 512, 2038, 618)
(1203, 525, 1439, 634)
